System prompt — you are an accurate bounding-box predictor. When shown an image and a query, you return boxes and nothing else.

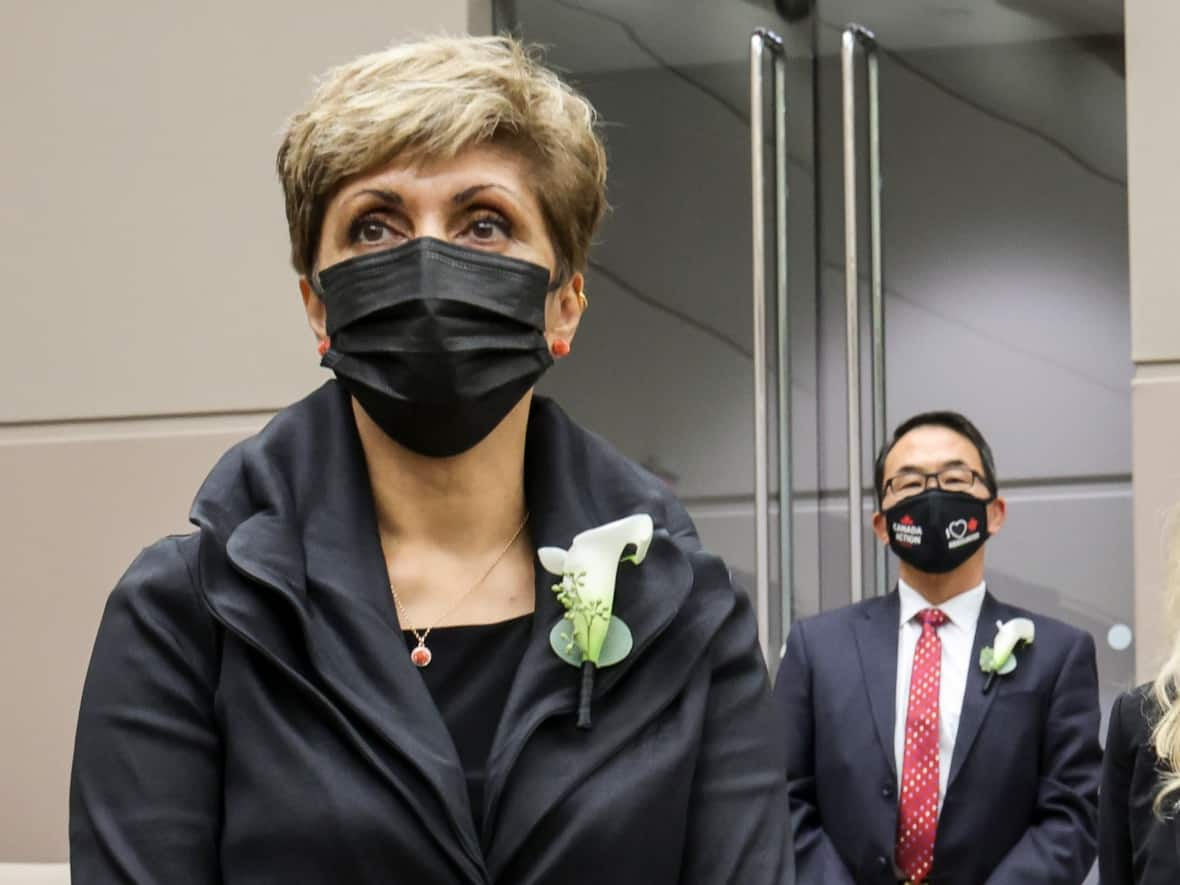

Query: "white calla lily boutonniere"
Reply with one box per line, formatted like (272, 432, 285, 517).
(538, 513, 654, 730)
(979, 617, 1035, 693)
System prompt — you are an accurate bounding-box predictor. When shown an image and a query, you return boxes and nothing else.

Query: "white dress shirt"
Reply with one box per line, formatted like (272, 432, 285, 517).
(893, 579, 986, 812)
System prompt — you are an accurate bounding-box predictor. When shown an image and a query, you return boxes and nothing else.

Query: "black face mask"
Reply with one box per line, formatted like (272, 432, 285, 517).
(884, 489, 992, 575)
(315, 237, 555, 457)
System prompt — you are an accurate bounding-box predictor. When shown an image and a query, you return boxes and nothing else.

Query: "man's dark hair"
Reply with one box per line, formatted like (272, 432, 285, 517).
(873, 411, 998, 506)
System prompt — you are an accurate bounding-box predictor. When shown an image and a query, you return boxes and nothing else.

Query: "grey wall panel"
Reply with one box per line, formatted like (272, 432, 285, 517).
(1127, 2, 1180, 363)
(1130, 367, 1180, 681)
(0, 417, 268, 861)
(0, 0, 469, 423)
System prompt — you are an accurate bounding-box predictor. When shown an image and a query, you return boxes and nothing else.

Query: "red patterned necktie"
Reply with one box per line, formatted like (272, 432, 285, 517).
(896, 607, 948, 883)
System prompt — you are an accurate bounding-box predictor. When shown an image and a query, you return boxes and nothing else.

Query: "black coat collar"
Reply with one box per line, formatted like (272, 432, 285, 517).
(189, 382, 699, 881)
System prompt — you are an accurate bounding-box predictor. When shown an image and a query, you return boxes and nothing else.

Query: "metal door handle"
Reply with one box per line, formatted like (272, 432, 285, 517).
(841, 25, 886, 603)
(750, 28, 791, 656)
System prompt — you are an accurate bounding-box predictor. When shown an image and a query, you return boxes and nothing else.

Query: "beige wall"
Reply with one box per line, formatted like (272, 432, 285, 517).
(0, 0, 486, 862)
(1127, 0, 1180, 681)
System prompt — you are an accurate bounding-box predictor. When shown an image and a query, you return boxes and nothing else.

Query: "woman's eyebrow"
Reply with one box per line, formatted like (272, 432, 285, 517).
(352, 188, 404, 206)
(452, 183, 520, 205)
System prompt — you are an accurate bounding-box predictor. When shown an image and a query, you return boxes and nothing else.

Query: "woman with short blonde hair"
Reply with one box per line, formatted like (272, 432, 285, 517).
(1099, 510, 1180, 883)
(278, 35, 606, 286)
(69, 35, 792, 884)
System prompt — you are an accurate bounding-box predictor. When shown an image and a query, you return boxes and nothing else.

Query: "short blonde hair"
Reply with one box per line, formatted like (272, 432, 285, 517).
(1152, 506, 1180, 814)
(277, 34, 608, 283)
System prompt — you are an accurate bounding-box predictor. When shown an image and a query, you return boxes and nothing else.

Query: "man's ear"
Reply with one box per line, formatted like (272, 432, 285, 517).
(300, 276, 328, 342)
(986, 495, 1007, 536)
(872, 511, 889, 545)
(545, 271, 586, 349)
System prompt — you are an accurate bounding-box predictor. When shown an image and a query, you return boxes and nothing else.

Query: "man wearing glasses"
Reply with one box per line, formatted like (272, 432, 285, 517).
(774, 411, 1101, 884)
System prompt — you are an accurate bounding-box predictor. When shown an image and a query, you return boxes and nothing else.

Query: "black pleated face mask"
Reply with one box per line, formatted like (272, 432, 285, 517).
(315, 238, 555, 457)
(883, 489, 992, 575)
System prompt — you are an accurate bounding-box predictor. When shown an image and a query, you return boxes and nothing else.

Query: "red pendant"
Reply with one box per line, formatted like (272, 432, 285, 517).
(410, 644, 433, 668)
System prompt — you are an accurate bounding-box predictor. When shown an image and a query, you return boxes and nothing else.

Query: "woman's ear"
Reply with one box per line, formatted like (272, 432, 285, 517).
(300, 276, 328, 343)
(544, 271, 586, 354)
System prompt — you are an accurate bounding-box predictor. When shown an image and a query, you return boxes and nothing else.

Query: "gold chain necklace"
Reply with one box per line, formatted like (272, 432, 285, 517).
(390, 512, 530, 668)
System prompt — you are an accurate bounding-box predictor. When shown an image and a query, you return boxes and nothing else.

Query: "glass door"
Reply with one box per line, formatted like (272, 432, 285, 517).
(494, 1, 1133, 720)
(493, 0, 825, 663)
(805, 0, 1132, 717)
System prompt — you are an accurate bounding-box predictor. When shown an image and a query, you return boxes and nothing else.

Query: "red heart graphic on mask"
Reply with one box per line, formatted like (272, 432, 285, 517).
(967, 518, 979, 532)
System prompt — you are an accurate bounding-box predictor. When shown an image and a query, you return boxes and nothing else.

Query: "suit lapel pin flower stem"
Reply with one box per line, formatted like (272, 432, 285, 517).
(538, 514, 654, 730)
(979, 617, 1035, 694)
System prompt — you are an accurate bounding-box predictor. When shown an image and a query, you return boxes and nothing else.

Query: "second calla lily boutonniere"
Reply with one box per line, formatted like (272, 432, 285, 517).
(979, 617, 1035, 693)
(538, 514, 655, 730)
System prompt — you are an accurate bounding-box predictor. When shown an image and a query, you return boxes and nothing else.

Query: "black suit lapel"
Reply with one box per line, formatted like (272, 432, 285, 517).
(482, 532, 697, 876)
(480, 397, 698, 874)
(853, 591, 901, 779)
(946, 592, 1004, 789)
(189, 385, 705, 884)
(192, 384, 487, 884)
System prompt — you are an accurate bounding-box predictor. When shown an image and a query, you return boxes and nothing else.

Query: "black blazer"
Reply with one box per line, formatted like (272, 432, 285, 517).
(774, 589, 1102, 884)
(1099, 685, 1180, 885)
(70, 382, 793, 884)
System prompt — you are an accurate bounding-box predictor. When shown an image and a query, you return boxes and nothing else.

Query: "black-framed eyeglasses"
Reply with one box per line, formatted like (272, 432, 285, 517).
(882, 466, 991, 502)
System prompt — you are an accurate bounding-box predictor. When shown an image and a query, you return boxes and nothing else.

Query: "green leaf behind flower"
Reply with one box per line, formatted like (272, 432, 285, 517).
(979, 644, 1019, 676)
(549, 616, 634, 668)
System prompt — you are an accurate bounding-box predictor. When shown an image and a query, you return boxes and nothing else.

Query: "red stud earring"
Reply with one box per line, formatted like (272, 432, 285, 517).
(551, 339, 571, 358)
(317, 337, 331, 357)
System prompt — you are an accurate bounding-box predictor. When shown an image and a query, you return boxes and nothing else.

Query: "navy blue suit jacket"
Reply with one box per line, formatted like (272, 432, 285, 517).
(774, 589, 1101, 884)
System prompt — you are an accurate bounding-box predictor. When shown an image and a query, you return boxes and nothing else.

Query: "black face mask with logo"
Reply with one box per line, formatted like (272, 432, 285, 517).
(314, 237, 555, 458)
(883, 489, 992, 575)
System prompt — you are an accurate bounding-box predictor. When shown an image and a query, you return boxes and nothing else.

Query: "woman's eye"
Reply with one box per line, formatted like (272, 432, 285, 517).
(356, 220, 389, 243)
(348, 216, 401, 246)
(465, 214, 511, 242)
